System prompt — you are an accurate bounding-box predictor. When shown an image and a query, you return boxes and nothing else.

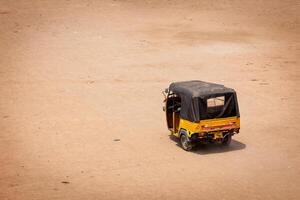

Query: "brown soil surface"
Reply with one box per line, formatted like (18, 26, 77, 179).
(0, 0, 299, 199)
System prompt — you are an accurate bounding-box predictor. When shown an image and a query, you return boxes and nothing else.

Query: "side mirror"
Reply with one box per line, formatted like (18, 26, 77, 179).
(162, 88, 169, 99)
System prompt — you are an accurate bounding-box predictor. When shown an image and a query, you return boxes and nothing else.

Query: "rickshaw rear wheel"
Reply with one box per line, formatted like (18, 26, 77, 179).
(180, 134, 193, 151)
(222, 134, 232, 146)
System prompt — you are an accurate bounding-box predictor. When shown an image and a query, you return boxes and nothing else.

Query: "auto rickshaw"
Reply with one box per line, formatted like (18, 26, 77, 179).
(163, 80, 240, 151)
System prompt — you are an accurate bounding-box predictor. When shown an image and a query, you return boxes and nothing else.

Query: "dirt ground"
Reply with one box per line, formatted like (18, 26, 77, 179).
(0, 0, 299, 199)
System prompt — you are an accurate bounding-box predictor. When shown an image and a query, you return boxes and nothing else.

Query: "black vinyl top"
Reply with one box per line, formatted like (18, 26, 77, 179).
(169, 80, 235, 98)
(168, 80, 239, 122)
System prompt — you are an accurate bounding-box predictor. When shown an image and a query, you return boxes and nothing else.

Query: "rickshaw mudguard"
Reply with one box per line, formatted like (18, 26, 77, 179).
(177, 116, 240, 137)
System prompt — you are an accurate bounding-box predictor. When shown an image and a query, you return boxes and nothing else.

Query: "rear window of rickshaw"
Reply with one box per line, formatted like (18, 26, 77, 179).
(207, 96, 225, 107)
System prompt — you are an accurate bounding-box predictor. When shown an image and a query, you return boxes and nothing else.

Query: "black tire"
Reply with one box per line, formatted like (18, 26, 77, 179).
(180, 134, 193, 151)
(222, 134, 232, 146)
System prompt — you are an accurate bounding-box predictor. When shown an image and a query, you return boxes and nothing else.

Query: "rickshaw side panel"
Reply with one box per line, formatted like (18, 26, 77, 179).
(165, 94, 181, 132)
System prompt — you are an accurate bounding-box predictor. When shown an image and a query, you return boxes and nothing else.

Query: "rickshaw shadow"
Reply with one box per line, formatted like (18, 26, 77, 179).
(192, 140, 246, 155)
(169, 135, 246, 154)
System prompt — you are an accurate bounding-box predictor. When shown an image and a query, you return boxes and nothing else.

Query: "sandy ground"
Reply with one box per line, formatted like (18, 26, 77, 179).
(0, 0, 300, 199)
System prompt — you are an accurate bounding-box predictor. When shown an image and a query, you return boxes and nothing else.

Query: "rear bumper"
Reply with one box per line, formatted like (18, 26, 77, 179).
(190, 129, 238, 142)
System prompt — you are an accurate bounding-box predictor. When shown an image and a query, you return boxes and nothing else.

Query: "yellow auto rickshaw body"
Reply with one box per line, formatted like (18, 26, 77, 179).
(170, 114, 240, 139)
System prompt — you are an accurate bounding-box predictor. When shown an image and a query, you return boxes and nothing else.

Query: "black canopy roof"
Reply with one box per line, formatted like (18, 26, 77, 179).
(169, 80, 235, 98)
(168, 80, 239, 122)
